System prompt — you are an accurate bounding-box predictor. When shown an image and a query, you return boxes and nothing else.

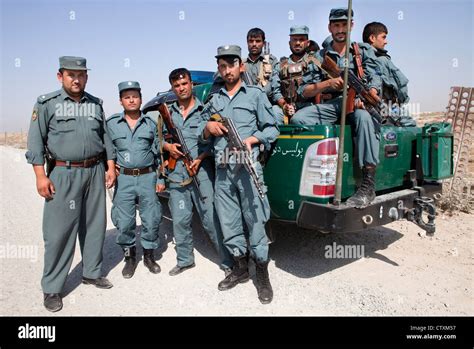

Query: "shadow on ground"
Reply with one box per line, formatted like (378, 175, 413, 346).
(267, 220, 403, 279)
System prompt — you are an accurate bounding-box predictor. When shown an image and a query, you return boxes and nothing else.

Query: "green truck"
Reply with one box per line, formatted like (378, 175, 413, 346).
(144, 71, 453, 235)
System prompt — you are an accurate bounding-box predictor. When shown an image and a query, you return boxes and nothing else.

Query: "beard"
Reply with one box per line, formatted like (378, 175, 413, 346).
(290, 46, 305, 56)
(333, 33, 347, 43)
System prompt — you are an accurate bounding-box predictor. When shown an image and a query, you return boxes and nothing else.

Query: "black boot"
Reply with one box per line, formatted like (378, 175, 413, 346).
(122, 246, 137, 279)
(255, 260, 273, 304)
(218, 254, 250, 291)
(43, 293, 63, 312)
(346, 166, 376, 208)
(143, 249, 161, 274)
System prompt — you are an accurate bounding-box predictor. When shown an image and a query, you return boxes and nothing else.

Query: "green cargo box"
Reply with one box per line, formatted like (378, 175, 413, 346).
(417, 122, 454, 180)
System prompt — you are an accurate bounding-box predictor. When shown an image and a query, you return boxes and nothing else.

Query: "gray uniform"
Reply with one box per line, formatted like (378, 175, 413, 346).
(368, 43, 416, 127)
(292, 42, 383, 168)
(201, 83, 279, 262)
(244, 53, 279, 101)
(163, 99, 232, 269)
(107, 112, 163, 250)
(26, 88, 114, 294)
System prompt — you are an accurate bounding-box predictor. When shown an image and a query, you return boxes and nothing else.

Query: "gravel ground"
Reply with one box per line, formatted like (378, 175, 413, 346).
(0, 145, 472, 316)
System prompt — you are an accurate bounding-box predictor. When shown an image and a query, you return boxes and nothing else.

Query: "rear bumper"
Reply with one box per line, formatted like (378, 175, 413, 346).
(296, 183, 442, 233)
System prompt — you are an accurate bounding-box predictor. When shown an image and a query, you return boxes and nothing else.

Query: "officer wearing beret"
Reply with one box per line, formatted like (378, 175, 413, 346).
(161, 68, 232, 276)
(26, 56, 116, 312)
(107, 81, 164, 279)
(294, 8, 383, 208)
(202, 45, 279, 304)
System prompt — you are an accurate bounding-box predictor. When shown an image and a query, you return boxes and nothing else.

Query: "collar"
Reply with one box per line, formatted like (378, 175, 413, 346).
(170, 97, 203, 116)
(219, 81, 248, 97)
(60, 88, 88, 102)
(375, 48, 390, 58)
(118, 111, 146, 123)
(246, 53, 265, 64)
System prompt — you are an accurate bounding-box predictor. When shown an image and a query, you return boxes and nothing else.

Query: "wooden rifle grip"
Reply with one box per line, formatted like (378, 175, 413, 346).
(346, 88, 356, 114)
(168, 157, 177, 171)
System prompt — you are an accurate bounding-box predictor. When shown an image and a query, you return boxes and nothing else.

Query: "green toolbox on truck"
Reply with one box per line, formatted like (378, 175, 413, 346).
(143, 73, 454, 235)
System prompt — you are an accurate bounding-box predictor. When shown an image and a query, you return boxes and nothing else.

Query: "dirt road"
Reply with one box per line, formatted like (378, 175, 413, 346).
(0, 146, 472, 315)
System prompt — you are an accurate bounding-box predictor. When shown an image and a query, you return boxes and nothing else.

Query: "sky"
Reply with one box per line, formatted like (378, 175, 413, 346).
(1, 0, 473, 132)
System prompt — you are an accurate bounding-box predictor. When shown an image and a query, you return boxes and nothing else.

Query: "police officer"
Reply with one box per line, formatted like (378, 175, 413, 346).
(361, 22, 416, 127)
(271, 25, 319, 124)
(294, 8, 383, 208)
(26, 56, 116, 312)
(243, 28, 279, 101)
(161, 68, 233, 276)
(202, 45, 279, 304)
(107, 81, 163, 279)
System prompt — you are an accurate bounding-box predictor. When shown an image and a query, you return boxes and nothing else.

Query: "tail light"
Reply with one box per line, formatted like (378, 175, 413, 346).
(299, 138, 338, 198)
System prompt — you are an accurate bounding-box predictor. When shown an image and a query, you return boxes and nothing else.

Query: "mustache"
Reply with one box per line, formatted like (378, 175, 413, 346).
(336, 32, 347, 35)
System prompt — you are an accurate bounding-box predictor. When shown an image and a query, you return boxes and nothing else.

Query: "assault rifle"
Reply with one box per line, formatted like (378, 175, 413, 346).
(209, 110, 265, 199)
(157, 103, 206, 202)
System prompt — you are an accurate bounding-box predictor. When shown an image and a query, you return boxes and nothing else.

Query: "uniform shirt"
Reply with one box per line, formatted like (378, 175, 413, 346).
(244, 53, 279, 100)
(26, 88, 115, 165)
(163, 98, 213, 185)
(297, 41, 382, 100)
(201, 82, 279, 157)
(369, 44, 410, 104)
(106, 112, 159, 170)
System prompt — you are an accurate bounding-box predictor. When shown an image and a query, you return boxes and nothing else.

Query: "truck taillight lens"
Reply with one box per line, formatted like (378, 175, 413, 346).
(299, 138, 338, 198)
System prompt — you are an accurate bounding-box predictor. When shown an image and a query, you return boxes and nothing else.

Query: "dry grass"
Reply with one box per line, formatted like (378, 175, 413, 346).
(0, 132, 27, 149)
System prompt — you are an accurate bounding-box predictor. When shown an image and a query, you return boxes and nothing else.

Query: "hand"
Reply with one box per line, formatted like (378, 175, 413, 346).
(369, 88, 380, 102)
(327, 77, 344, 90)
(114, 164, 120, 177)
(105, 168, 116, 189)
(355, 97, 365, 109)
(189, 158, 202, 172)
(283, 103, 296, 116)
(155, 183, 166, 193)
(243, 136, 259, 152)
(205, 121, 228, 137)
(36, 175, 55, 199)
(167, 143, 184, 159)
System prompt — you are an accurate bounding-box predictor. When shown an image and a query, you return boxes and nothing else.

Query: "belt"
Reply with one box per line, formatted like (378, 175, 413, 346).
(55, 154, 103, 168)
(120, 166, 155, 176)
